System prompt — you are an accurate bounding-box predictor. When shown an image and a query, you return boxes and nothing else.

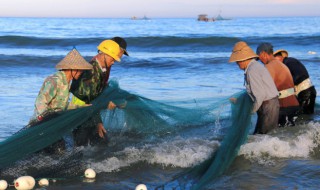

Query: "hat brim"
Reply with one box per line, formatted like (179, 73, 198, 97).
(123, 49, 129, 56)
(274, 49, 288, 58)
(229, 55, 258, 63)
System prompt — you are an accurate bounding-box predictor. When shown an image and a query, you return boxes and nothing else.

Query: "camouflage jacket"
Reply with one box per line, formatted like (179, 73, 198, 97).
(33, 71, 70, 117)
(70, 59, 111, 104)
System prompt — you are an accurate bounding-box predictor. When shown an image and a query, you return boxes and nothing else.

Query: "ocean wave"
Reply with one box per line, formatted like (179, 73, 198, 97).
(238, 122, 320, 164)
(89, 137, 219, 173)
(1, 35, 319, 51)
(0, 35, 101, 48)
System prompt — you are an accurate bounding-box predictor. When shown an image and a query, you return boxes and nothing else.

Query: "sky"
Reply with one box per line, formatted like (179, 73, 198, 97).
(0, 0, 319, 18)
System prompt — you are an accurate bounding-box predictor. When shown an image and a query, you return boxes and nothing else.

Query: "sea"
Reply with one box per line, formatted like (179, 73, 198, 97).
(0, 17, 320, 189)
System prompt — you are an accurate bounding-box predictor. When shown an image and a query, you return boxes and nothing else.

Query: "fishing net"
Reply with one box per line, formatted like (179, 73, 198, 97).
(0, 80, 254, 187)
(190, 92, 253, 189)
(155, 91, 254, 189)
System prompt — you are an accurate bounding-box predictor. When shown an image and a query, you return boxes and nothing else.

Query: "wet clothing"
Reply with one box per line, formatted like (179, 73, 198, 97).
(283, 57, 316, 114)
(33, 71, 70, 119)
(72, 117, 108, 146)
(278, 106, 299, 127)
(244, 60, 279, 134)
(297, 86, 316, 114)
(264, 58, 300, 126)
(255, 97, 279, 134)
(70, 58, 111, 146)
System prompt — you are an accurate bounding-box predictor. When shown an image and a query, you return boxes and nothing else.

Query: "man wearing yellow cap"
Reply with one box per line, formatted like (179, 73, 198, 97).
(70, 38, 128, 146)
(229, 41, 279, 134)
(274, 49, 316, 114)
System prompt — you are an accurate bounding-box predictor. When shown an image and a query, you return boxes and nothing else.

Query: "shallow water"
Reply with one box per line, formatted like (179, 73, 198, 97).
(0, 17, 320, 189)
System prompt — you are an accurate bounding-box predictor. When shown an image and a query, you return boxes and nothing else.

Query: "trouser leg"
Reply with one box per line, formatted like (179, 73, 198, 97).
(255, 97, 280, 134)
(298, 87, 317, 114)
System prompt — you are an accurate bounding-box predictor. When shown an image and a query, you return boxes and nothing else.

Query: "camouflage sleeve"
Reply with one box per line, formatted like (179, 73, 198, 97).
(34, 77, 57, 117)
(71, 70, 95, 103)
(71, 64, 102, 103)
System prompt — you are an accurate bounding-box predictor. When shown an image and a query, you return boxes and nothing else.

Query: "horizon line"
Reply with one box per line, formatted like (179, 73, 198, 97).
(0, 15, 319, 19)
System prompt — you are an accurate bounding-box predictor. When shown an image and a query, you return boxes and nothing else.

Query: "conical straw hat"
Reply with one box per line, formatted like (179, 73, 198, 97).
(229, 41, 258, 62)
(56, 49, 93, 70)
(274, 49, 289, 58)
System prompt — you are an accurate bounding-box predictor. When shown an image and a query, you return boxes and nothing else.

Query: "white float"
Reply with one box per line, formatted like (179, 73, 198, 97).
(0, 180, 8, 190)
(38, 178, 49, 186)
(14, 176, 35, 190)
(84, 168, 96, 179)
(135, 184, 147, 190)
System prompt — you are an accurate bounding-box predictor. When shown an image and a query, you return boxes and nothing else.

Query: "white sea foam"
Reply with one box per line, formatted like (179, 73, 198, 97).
(239, 122, 320, 163)
(89, 137, 219, 173)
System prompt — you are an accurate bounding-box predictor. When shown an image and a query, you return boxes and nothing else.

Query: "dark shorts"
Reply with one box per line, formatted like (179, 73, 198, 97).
(278, 106, 300, 127)
(254, 97, 280, 134)
(73, 116, 107, 147)
(297, 86, 317, 114)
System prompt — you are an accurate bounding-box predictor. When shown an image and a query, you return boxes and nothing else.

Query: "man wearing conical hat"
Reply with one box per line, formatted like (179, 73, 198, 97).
(274, 49, 316, 114)
(256, 43, 300, 127)
(229, 41, 279, 134)
(30, 49, 93, 123)
(70, 38, 128, 146)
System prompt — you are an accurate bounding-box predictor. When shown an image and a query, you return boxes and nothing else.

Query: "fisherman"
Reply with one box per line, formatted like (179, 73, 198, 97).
(30, 48, 93, 123)
(229, 41, 279, 134)
(274, 49, 316, 114)
(70, 37, 129, 146)
(256, 43, 300, 127)
(29, 49, 93, 153)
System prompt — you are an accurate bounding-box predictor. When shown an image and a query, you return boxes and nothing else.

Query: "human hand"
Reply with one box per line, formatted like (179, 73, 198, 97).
(107, 101, 117, 110)
(97, 123, 107, 138)
(229, 97, 237, 104)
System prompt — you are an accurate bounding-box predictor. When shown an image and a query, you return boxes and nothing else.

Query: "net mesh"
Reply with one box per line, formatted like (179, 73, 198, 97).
(190, 92, 253, 189)
(0, 80, 253, 188)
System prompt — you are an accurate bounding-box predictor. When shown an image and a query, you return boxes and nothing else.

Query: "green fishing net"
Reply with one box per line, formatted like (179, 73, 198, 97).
(190, 92, 253, 189)
(0, 80, 254, 188)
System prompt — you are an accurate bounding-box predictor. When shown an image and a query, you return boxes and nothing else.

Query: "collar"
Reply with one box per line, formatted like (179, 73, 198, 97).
(244, 59, 254, 74)
(57, 71, 68, 85)
(95, 58, 107, 72)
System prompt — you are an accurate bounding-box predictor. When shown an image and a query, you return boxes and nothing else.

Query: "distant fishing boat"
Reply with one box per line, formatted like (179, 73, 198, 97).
(215, 13, 232, 21)
(197, 11, 231, 22)
(131, 15, 151, 20)
(197, 14, 215, 22)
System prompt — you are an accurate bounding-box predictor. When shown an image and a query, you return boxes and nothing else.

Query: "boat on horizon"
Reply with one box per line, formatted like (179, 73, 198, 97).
(197, 12, 232, 22)
(215, 13, 232, 21)
(131, 15, 151, 20)
(197, 14, 215, 22)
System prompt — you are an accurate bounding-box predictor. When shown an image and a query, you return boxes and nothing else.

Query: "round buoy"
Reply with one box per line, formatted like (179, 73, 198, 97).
(14, 176, 35, 190)
(135, 184, 147, 190)
(38, 178, 49, 186)
(84, 168, 96, 179)
(0, 180, 8, 190)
